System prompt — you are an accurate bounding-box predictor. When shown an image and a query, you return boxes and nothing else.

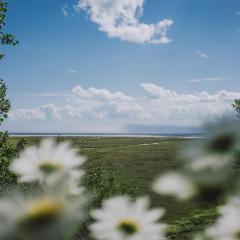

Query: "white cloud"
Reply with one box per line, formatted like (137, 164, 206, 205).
(9, 84, 240, 130)
(74, 0, 173, 44)
(62, 4, 68, 16)
(72, 85, 133, 101)
(195, 50, 209, 59)
(141, 83, 240, 102)
(10, 108, 46, 121)
(189, 77, 231, 83)
(140, 83, 178, 98)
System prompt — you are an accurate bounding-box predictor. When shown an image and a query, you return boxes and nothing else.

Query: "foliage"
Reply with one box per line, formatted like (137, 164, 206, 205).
(233, 99, 240, 116)
(0, 0, 26, 193)
(0, 1, 19, 60)
(84, 159, 137, 208)
(76, 159, 138, 239)
(167, 208, 219, 240)
(0, 1, 18, 121)
(0, 132, 26, 193)
(0, 1, 13, 123)
(0, 79, 10, 123)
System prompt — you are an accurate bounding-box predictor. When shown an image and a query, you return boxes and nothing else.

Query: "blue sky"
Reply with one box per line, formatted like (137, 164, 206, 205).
(1, 0, 240, 133)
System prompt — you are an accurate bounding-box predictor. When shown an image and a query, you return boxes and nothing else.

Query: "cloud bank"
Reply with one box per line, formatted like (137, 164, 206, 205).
(9, 84, 239, 132)
(75, 0, 173, 44)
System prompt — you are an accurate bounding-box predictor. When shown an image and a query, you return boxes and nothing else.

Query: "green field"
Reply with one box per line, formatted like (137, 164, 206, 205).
(10, 136, 211, 224)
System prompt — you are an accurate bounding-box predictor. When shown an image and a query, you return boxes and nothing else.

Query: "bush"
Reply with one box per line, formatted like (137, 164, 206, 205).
(0, 132, 26, 194)
(167, 208, 219, 240)
(75, 160, 138, 240)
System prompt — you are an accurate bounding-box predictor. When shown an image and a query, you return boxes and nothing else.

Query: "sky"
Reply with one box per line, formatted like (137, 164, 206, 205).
(1, 0, 240, 133)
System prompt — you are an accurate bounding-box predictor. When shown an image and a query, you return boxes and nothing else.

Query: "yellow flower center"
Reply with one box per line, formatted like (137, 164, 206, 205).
(39, 161, 63, 174)
(117, 219, 140, 236)
(28, 197, 63, 218)
(20, 197, 64, 230)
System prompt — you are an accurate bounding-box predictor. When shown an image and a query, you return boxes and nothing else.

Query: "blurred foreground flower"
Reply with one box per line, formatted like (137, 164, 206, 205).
(186, 124, 240, 181)
(0, 138, 88, 239)
(204, 196, 240, 240)
(153, 172, 197, 200)
(154, 119, 240, 202)
(0, 192, 85, 240)
(10, 139, 86, 189)
(90, 196, 167, 240)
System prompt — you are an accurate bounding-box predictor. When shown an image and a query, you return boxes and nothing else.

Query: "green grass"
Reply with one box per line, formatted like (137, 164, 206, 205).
(8, 136, 220, 239)
(166, 208, 219, 240)
(9, 136, 212, 223)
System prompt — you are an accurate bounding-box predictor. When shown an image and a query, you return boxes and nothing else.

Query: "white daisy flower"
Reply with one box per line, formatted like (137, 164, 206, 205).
(153, 172, 197, 200)
(0, 192, 85, 239)
(90, 196, 167, 240)
(47, 169, 86, 198)
(206, 196, 240, 240)
(10, 138, 86, 184)
(65, 170, 85, 196)
(190, 154, 231, 172)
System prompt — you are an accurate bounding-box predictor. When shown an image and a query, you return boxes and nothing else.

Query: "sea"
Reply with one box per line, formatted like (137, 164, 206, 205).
(9, 133, 204, 139)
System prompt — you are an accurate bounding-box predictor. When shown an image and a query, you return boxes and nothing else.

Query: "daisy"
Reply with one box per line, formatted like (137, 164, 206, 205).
(153, 172, 197, 200)
(10, 138, 86, 184)
(0, 192, 85, 240)
(205, 196, 240, 240)
(47, 169, 86, 197)
(190, 154, 232, 172)
(90, 196, 167, 240)
(187, 154, 236, 188)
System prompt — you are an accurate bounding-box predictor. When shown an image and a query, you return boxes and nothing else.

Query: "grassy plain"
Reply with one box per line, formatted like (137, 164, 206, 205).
(9, 136, 211, 224)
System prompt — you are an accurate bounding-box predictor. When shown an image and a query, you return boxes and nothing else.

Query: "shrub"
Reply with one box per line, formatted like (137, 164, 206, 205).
(167, 208, 219, 240)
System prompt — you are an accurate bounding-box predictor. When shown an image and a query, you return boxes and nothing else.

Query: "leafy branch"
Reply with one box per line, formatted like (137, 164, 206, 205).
(0, 1, 19, 60)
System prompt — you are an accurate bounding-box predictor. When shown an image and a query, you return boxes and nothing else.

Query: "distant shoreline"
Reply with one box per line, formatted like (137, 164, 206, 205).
(9, 133, 205, 139)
